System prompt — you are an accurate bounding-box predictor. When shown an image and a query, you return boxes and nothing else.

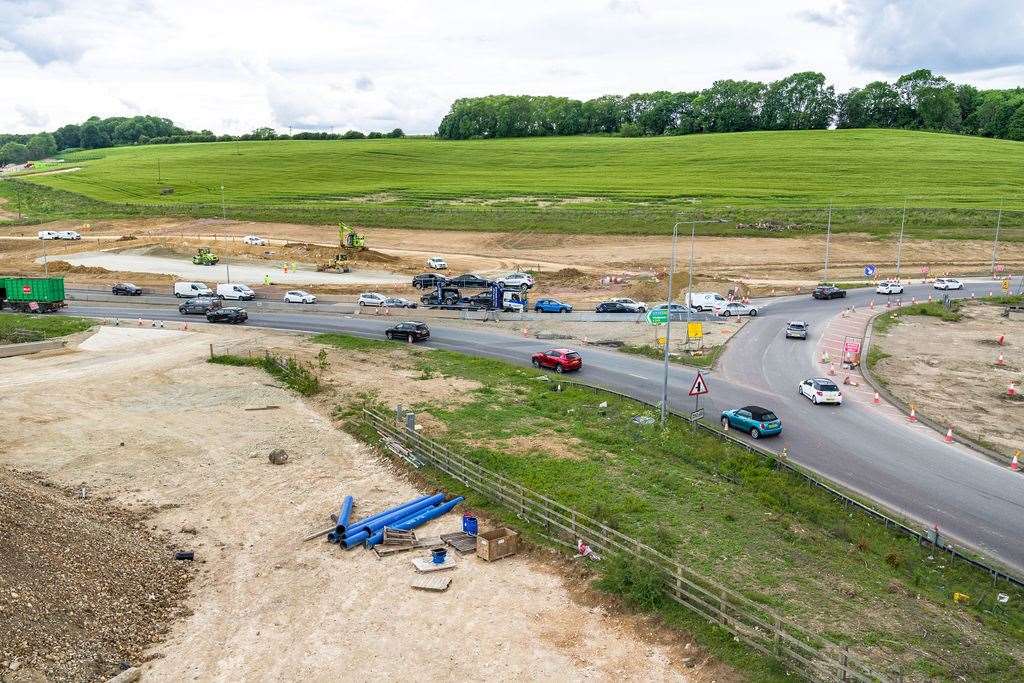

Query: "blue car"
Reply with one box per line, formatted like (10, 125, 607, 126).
(720, 405, 782, 439)
(534, 298, 573, 313)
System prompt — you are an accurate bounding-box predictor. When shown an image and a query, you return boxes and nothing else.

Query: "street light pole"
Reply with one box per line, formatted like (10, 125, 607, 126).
(895, 198, 907, 281)
(685, 220, 696, 326)
(661, 222, 680, 427)
(990, 200, 1004, 276)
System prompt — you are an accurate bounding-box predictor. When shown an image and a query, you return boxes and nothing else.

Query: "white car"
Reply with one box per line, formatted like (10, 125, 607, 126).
(427, 257, 448, 270)
(933, 278, 964, 290)
(875, 280, 904, 295)
(357, 292, 388, 307)
(37, 230, 59, 240)
(714, 301, 758, 317)
(56, 230, 81, 240)
(284, 290, 317, 304)
(608, 297, 646, 312)
(799, 378, 843, 405)
(497, 272, 535, 290)
(242, 235, 268, 246)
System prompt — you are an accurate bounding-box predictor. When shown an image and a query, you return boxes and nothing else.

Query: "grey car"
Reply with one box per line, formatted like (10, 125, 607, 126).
(785, 321, 808, 339)
(178, 297, 221, 315)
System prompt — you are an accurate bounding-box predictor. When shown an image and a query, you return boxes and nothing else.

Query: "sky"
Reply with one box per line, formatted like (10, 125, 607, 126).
(2, 0, 1023, 135)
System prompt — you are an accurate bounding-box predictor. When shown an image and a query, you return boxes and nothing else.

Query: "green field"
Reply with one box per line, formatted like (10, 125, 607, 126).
(8, 129, 1024, 237)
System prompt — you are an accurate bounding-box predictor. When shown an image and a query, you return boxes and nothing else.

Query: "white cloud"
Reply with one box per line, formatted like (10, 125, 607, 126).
(1, 0, 1022, 135)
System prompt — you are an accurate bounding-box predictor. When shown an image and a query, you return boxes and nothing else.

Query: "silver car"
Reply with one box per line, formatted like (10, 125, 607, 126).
(785, 321, 808, 339)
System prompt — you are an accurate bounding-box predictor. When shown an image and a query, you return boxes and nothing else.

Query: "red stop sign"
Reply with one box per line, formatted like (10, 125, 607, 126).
(22, 285, 31, 294)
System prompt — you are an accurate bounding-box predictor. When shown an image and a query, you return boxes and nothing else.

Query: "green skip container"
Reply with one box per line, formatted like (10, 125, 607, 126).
(0, 276, 67, 313)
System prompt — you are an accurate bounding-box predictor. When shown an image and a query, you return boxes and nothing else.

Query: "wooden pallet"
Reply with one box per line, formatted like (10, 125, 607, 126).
(412, 555, 457, 572)
(410, 575, 452, 592)
(372, 537, 441, 558)
(383, 528, 417, 546)
(440, 531, 477, 554)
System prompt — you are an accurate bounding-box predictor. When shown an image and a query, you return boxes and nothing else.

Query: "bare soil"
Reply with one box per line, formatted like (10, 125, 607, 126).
(0, 324, 718, 681)
(873, 303, 1024, 456)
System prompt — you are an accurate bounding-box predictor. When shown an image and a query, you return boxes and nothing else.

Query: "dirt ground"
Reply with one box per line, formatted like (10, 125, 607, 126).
(4, 215, 1024, 301)
(873, 303, 1024, 456)
(0, 324, 727, 682)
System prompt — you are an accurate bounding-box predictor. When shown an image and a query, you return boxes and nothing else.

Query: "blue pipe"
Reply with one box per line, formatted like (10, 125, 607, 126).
(337, 495, 354, 533)
(343, 529, 370, 549)
(351, 493, 445, 540)
(365, 496, 465, 548)
(336, 493, 434, 537)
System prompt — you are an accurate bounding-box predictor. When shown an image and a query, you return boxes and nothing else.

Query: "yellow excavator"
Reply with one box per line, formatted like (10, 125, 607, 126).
(317, 223, 365, 272)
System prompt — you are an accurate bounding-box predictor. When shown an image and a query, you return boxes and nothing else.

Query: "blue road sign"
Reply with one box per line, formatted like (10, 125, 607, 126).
(864, 264, 877, 277)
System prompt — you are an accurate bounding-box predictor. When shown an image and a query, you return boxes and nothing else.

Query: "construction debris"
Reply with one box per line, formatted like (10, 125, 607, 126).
(410, 575, 452, 592)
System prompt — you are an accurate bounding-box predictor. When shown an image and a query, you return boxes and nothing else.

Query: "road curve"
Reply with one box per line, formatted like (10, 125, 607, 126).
(51, 277, 1024, 572)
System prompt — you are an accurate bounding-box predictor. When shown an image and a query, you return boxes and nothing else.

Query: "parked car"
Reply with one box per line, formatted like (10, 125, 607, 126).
(426, 256, 448, 270)
(785, 321, 808, 339)
(382, 297, 417, 308)
(875, 280, 904, 295)
(56, 230, 81, 240)
(216, 282, 256, 301)
(112, 282, 142, 296)
(420, 287, 461, 306)
(174, 281, 215, 298)
(242, 235, 268, 246)
(283, 290, 317, 304)
(534, 298, 573, 313)
(596, 301, 642, 313)
(385, 321, 431, 342)
(463, 291, 494, 307)
(686, 292, 726, 311)
(812, 283, 847, 299)
(497, 272, 535, 290)
(720, 405, 782, 439)
(206, 306, 248, 324)
(412, 273, 448, 289)
(37, 230, 59, 240)
(714, 301, 758, 316)
(933, 277, 964, 290)
(531, 348, 583, 373)
(357, 292, 388, 306)
(178, 297, 222, 315)
(448, 273, 493, 289)
(608, 297, 646, 312)
(799, 378, 843, 405)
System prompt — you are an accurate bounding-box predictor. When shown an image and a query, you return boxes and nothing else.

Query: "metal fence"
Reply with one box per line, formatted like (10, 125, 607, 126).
(363, 406, 891, 683)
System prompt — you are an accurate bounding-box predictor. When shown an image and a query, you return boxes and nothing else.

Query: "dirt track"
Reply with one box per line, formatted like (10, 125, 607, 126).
(0, 325, 719, 681)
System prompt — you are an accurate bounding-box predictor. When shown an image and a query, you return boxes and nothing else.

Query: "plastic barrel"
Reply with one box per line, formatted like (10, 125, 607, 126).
(462, 514, 478, 536)
(431, 547, 447, 565)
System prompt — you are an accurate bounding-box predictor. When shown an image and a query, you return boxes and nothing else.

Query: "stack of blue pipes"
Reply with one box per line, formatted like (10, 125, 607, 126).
(326, 492, 465, 549)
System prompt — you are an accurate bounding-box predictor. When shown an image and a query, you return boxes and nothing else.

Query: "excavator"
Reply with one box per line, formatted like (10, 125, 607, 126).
(318, 223, 365, 272)
(192, 247, 219, 265)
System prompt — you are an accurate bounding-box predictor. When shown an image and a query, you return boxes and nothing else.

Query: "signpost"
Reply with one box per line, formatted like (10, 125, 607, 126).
(646, 308, 669, 325)
(687, 321, 703, 341)
(687, 372, 709, 423)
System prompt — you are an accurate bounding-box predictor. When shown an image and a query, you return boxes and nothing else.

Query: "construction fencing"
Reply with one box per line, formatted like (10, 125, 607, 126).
(363, 406, 892, 683)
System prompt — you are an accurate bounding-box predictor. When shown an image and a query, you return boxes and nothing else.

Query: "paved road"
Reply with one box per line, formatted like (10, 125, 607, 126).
(54, 277, 1024, 571)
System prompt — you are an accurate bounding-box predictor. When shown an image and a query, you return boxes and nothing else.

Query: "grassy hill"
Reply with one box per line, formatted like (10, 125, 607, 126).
(8, 129, 1024, 237)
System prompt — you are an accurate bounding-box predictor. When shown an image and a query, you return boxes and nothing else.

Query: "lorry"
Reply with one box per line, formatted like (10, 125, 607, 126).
(192, 247, 219, 265)
(216, 283, 256, 300)
(0, 276, 67, 313)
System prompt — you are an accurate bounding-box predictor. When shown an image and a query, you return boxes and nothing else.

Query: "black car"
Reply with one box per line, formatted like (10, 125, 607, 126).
(596, 301, 641, 313)
(812, 284, 847, 300)
(206, 306, 247, 324)
(178, 297, 221, 315)
(112, 282, 142, 296)
(412, 273, 448, 289)
(463, 291, 494, 307)
(447, 273, 493, 289)
(385, 321, 430, 342)
(420, 287, 462, 306)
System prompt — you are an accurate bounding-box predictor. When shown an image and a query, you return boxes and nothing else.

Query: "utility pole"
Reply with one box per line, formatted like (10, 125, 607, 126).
(895, 198, 907, 281)
(823, 200, 832, 282)
(661, 222, 680, 427)
(685, 220, 696, 326)
(990, 200, 1004, 276)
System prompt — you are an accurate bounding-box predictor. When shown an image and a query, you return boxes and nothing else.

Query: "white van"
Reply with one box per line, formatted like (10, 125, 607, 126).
(687, 292, 727, 311)
(37, 230, 59, 240)
(56, 230, 81, 240)
(174, 281, 215, 298)
(217, 283, 256, 300)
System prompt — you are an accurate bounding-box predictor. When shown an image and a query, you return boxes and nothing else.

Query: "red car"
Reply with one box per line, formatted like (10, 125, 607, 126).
(531, 348, 582, 373)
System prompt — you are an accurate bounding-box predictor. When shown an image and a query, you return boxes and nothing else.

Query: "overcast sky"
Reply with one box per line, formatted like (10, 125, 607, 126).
(2, 0, 1023, 135)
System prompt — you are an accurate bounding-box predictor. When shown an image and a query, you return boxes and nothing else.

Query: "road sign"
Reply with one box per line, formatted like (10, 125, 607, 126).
(688, 372, 709, 397)
(864, 264, 876, 277)
(690, 408, 704, 421)
(656, 335, 666, 347)
(995, 264, 1005, 272)
(1003, 279, 1011, 292)
(646, 308, 669, 326)
(843, 339, 861, 355)
(920, 266, 930, 275)
(687, 321, 703, 339)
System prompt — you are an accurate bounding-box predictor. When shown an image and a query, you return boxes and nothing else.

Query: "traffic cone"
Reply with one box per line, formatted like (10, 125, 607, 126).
(996, 354, 1006, 366)
(522, 326, 529, 338)
(989, 290, 993, 297)
(927, 294, 932, 302)
(908, 405, 918, 422)
(137, 318, 143, 326)
(182, 321, 188, 331)
(997, 335, 1005, 346)
(1009, 381, 1018, 397)
(971, 292, 976, 299)
(828, 363, 836, 376)
(113, 318, 120, 326)
(722, 418, 729, 432)
(407, 333, 413, 344)
(870, 299, 875, 310)
(873, 392, 881, 404)
(944, 427, 954, 444)
(1012, 452, 1020, 472)
(911, 296, 916, 305)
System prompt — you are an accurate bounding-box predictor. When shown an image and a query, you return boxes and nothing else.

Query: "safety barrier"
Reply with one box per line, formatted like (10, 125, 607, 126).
(364, 406, 891, 682)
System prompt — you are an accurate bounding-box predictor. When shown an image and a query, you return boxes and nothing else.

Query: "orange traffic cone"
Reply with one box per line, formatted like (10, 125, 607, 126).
(997, 335, 1005, 346)
(182, 321, 188, 331)
(828, 363, 836, 376)
(869, 299, 875, 310)
(1012, 452, 1020, 472)
(944, 427, 954, 444)
(873, 392, 881, 404)
(996, 354, 1006, 366)
(908, 405, 918, 422)
(911, 296, 917, 304)
(523, 327, 529, 337)
(927, 294, 932, 302)
(1009, 381, 1018, 397)
(137, 318, 143, 326)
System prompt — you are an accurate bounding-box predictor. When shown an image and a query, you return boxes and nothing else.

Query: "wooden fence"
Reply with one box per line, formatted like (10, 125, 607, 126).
(363, 407, 893, 683)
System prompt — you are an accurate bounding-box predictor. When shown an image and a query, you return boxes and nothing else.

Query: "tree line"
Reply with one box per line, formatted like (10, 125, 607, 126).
(437, 69, 1024, 142)
(0, 115, 405, 165)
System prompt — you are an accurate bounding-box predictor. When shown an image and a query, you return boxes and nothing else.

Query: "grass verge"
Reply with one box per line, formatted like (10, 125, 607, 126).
(208, 352, 322, 395)
(322, 333, 1024, 681)
(873, 300, 964, 335)
(619, 343, 724, 368)
(0, 313, 92, 343)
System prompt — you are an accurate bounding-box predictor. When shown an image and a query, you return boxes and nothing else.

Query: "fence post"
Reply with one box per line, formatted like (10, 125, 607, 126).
(838, 647, 849, 682)
(209, 343, 213, 359)
(773, 615, 782, 657)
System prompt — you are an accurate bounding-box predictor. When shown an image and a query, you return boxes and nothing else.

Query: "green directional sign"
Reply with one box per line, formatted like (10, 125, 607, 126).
(646, 308, 669, 325)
